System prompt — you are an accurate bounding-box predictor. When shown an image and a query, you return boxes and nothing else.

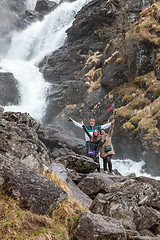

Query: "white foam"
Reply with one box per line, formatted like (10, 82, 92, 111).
(100, 157, 160, 180)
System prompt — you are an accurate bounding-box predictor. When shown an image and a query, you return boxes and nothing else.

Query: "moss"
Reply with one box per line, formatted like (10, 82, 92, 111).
(116, 58, 123, 64)
(122, 122, 135, 131)
(129, 115, 142, 125)
(127, 96, 151, 110)
(138, 117, 157, 131)
(135, 26, 140, 33)
(116, 108, 135, 119)
(122, 94, 133, 102)
(154, 88, 160, 98)
(117, 82, 138, 98)
(134, 71, 157, 89)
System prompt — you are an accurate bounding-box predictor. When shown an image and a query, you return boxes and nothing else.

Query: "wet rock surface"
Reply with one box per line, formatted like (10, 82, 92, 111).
(0, 72, 21, 106)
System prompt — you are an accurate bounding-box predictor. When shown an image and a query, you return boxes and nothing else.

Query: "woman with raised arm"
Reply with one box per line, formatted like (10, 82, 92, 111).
(69, 117, 111, 157)
(100, 119, 115, 174)
(82, 125, 101, 172)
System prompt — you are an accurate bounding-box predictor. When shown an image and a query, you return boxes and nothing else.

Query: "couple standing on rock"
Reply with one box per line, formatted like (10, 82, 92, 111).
(69, 117, 115, 173)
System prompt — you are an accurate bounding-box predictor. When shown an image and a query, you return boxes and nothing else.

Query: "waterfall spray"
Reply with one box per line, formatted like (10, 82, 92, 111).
(0, 0, 92, 120)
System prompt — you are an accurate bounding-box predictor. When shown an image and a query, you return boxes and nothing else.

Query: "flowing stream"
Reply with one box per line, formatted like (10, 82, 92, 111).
(0, 0, 92, 119)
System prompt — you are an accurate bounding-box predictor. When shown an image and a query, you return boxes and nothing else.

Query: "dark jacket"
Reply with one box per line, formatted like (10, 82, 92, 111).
(82, 125, 101, 156)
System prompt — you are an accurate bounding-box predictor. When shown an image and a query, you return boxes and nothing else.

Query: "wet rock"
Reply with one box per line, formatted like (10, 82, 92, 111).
(74, 211, 127, 240)
(17, 10, 44, 29)
(35, 0, 58, 14)
(0, 153, 67, 215)
(0, 72, 21, 106)
(66, 0, 119, 42)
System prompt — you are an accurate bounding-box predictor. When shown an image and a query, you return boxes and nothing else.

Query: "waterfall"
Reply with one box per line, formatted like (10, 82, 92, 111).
(99, 158, 160, 180)
(0, 0, 91, 120)
(26, 0, 37, 10)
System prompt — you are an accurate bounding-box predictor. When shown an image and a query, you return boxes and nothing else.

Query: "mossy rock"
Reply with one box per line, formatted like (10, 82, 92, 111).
(122, 122, 135, 131)
(138, 117, 157, 132)
(118, 83, 137, 98)
(127, 95, 150, 110)
(134, 71, 156, 89)
(116, 108, 136, 120)
(122, 94, 133, 103)
(154, 88, 160, 98)
(129, 114, 142, 125)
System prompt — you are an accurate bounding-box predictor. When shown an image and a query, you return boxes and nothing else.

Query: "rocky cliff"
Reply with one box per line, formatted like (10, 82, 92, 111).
(38, 0, 160, 176)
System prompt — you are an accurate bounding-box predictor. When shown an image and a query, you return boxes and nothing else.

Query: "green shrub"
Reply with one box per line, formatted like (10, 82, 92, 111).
(154, 88, 160, 98)
(135, 26, 140, 33)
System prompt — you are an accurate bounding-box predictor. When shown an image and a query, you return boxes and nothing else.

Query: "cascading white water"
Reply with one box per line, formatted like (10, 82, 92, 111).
(0, 0, 92, 120)
(99, 158, 160, 180)
(26, 0, 37, 10)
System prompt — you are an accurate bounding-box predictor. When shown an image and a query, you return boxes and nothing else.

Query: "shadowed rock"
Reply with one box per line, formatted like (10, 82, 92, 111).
(38, 124, 85, 155)
(0, 72, 21, 106)
(0, 153, 67, 215)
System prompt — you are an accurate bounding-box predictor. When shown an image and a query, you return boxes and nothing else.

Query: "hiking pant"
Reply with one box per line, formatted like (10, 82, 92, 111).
(86, 141, 90, 156)
(103, 155, 112, 172)
(91, 155, 100, 172)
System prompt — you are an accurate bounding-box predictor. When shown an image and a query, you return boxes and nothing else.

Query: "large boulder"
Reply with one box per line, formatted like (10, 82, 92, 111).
(74, 211, 127, 240)
(0, 112, 51, 171)
(35, 0, 57, 14)
(38, 124, 85, 155)
(54, 154, 99, 174)
(77, 172, 125, 199)
(0, 153, 67, 215)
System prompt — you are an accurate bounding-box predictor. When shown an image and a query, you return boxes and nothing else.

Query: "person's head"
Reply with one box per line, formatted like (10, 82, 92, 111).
(89, 118, 95, 126)
(100, 129, 106, 136)
(93, 129, 99, 137)
(91, 129, 100, 141)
